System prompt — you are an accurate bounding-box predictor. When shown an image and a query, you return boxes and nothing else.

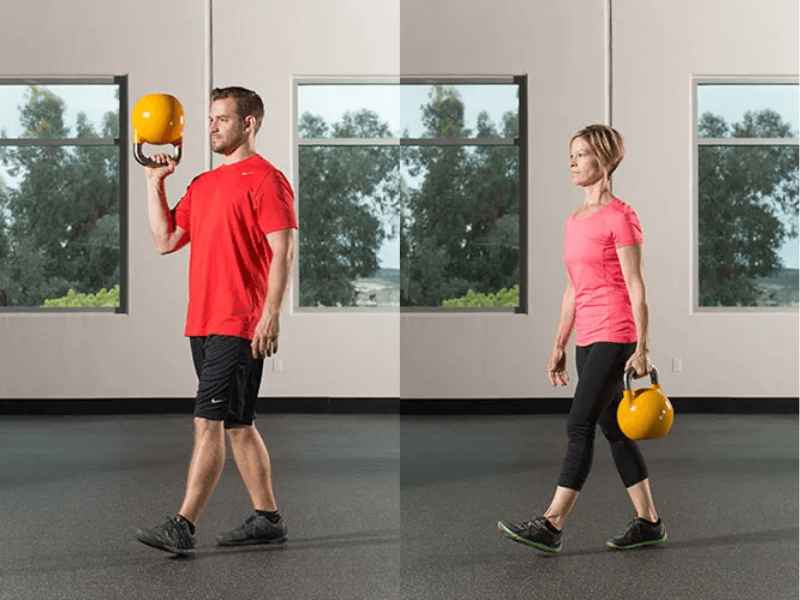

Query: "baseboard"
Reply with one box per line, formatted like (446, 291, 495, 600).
(0, 397, 795, 415)
(399, 397, 798, 414)
(0, 397, 399, 415)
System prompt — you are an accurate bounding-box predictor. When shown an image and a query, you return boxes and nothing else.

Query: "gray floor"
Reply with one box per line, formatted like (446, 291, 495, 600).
(0, 414, 400, 600)
(1, 414, 796, 600)
(400, 414, 799, 600)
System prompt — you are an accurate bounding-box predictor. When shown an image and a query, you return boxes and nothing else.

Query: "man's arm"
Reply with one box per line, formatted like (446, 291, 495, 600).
(251, 228, 296, 358)
(263, 229, 295, 315)
(145, 155, 189, 254)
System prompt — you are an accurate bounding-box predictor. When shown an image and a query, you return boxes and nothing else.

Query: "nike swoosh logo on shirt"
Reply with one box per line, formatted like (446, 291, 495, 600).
(210, 398, 225, 404)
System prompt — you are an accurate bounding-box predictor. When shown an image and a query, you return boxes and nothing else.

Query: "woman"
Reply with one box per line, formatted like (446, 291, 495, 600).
(498, 124, 666, 554)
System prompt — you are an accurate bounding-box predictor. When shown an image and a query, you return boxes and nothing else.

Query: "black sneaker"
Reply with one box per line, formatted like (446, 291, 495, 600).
(497, 516, 563, 554)
(606, 517, 667, 550)
(216, 513, 288, 547)
(135, 516, 195, 556)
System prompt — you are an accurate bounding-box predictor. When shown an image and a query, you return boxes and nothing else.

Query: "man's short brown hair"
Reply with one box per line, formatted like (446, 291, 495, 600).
(210, 86, 265, 133)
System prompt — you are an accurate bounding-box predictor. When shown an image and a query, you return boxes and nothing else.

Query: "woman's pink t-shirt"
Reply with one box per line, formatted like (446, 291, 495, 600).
(563, 197, 643, 347)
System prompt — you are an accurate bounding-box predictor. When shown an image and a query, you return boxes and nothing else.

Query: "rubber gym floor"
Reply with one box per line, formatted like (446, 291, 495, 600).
(0, 413, 795, 600)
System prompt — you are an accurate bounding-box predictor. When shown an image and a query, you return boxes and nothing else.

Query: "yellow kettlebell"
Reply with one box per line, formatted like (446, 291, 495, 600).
(131, 93, 184, 167)
(617, 366, 674, 440)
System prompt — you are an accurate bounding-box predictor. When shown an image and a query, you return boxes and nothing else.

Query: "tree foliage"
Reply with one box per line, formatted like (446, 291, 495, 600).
(698, 109, 798, 306)
(297, 110, 399, 307)
(442, 284, 519, 308)
(401, 86, 520, 307)
(43, 285, 119, 307)
(0, 86, 120, 307)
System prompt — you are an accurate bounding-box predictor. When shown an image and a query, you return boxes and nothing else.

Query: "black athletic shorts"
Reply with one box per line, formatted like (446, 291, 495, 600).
(189, 335, 264, 428)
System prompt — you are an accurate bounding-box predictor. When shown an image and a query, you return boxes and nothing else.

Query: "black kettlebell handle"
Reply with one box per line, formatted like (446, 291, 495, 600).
(134, 142, 182, 168)
(624, 365, 659, 392)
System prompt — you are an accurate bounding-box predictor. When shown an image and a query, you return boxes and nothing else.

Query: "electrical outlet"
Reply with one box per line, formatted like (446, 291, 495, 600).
(672, 357, 682, 373)
(272, 358, 284, 372)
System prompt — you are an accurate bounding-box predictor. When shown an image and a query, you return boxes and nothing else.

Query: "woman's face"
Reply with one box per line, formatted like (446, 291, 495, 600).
(569, 137, 603, 187)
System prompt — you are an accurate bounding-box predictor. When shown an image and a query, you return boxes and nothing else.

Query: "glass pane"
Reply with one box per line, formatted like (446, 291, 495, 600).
(698, 145, 799, 308)
(401, 84, 519, 139)
(0, 145, 120, 308)
(697, 84, 799, 138)
(0, 84, 119, 139)
(297, 84, 400, 139)
(298, 145, 400, 308)
(401, 145, 520, 308)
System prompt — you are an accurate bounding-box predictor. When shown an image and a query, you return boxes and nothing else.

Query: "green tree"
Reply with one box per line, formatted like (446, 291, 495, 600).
(43, 285, 119, 307)
(401, 86, 519, 307)
(442, 284, 519, 308)
(0, 86, 119, 307)
(298, 110, 399, 306)
(698, 109, 798, 306)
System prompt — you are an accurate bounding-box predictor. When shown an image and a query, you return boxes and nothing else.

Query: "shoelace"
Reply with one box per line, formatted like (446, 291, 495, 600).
(618, 516, 645, 538)
(167, 516, 193, 543)
(520, 517, 547, 532)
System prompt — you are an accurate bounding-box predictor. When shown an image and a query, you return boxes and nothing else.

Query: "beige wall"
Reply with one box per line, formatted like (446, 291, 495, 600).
(0, 0, 797, 399)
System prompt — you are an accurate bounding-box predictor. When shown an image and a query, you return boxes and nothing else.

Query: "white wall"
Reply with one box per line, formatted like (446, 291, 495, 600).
(400, 0, 611, 398)
(0, 0, 208, 398)
(0, 0, 796, 400)
(612, 0, 799, 397)
(212, 0, 401, 398)
(0, 0, 401, 399)
(399, 0, 799, 399)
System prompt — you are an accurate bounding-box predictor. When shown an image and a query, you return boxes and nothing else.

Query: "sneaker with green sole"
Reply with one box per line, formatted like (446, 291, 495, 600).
(135, 515, 195, 556)
(497, 516, 563, 554)
(216, 513, 288, 547)
(606, 516, 667, 550)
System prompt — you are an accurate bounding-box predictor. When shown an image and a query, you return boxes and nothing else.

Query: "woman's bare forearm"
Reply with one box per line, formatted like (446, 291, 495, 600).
(553, 283, 576, 350)
(628, 280, 649, 353)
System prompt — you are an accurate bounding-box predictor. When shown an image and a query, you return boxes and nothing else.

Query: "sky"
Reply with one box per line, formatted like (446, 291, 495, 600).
(297, 83, 518, 139)
(697, 84, 798, 136)
(0, 84, 117, 138)
(0, 82, 797, 270)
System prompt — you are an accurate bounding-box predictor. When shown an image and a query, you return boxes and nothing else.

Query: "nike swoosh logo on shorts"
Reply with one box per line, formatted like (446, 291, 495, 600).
(210, 398, 224, 404)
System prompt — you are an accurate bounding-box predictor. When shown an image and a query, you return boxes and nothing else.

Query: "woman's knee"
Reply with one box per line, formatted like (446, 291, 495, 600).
(566, 421, 596, 442)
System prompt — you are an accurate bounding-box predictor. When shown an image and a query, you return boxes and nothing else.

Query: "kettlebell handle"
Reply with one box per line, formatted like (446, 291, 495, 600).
(133, 142, 182, 168)
(624, 365, 659, 392)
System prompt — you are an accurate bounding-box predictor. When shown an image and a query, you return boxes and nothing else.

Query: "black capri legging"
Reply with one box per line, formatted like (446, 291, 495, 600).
(557, 342, 649, 491)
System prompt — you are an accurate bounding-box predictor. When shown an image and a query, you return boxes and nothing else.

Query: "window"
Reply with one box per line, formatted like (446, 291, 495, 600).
(294, 77, 527, 312)
(0, 77, 126, 311)
(694, 79, 799, 310)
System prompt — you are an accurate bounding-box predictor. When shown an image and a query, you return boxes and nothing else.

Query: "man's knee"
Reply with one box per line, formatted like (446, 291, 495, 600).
(226, 423, 258, 441)
(193, 416, 224, 435)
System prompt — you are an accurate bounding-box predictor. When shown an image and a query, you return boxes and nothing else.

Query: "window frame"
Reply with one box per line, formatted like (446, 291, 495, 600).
(0, 75, 128, 314)
(292, 75, 528, 314)
(691, 75, 799, 314)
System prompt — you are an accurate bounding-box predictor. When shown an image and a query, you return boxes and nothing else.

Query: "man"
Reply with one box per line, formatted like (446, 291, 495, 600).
(135, 87, 297, 556)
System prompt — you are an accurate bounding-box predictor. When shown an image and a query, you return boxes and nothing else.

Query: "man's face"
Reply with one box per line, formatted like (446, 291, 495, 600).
(208, 98, 245, 154)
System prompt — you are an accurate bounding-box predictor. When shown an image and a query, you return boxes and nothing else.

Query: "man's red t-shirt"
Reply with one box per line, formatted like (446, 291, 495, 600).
(172, 154, 298, 340)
